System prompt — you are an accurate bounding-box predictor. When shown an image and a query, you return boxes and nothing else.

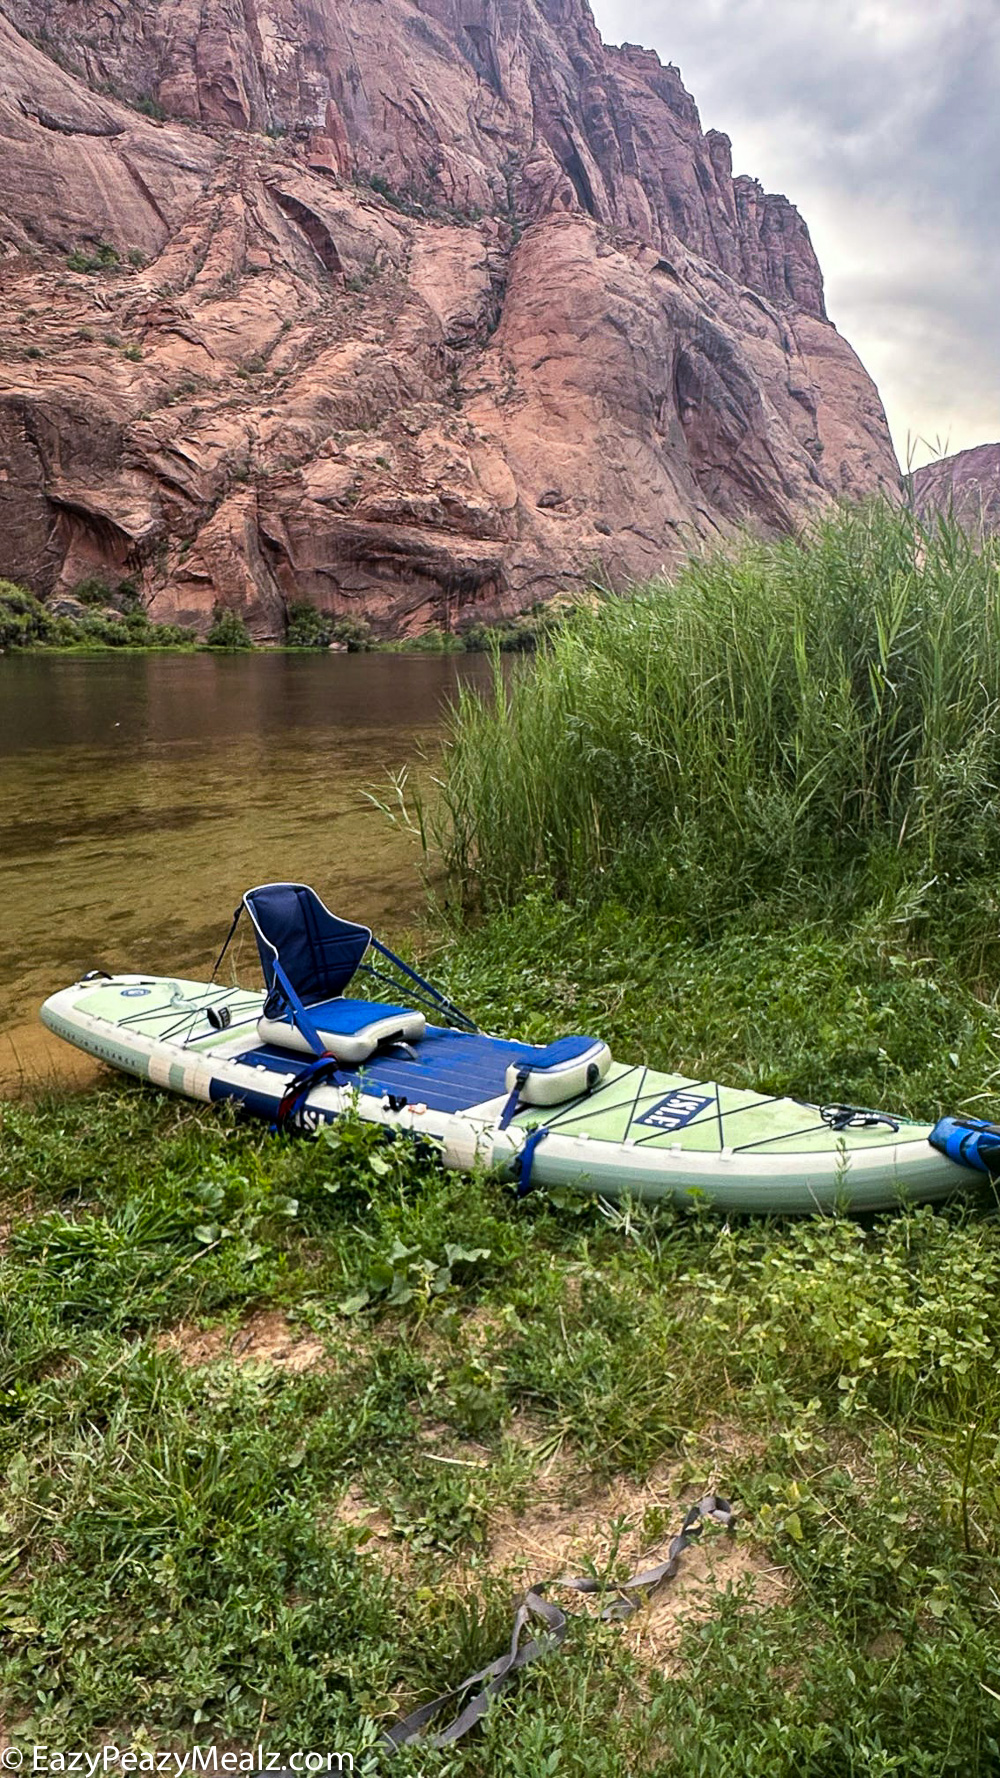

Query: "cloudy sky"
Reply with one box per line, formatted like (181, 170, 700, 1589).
(590, 0, 999, 470)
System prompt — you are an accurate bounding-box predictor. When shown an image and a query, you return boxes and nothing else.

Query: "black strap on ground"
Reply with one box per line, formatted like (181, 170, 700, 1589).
(383, 1494, 733, 1750)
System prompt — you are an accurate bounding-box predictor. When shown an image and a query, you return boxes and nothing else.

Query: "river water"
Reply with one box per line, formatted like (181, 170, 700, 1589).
(0, 651, 486, 1094)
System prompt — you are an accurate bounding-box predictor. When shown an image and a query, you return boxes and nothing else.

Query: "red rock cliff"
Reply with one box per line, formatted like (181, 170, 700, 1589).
(0, 0, 900, 637)
(911, 444, 1000, 536)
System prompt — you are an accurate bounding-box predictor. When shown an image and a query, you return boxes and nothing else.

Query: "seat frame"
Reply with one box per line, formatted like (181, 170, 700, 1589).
(243, 882, 371, 1057)
(236, 881, 479, 1059)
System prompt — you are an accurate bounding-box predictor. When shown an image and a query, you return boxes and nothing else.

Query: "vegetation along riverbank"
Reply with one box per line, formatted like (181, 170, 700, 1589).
(2, 502, 1000, 1770)
(0, 580, 552, 656)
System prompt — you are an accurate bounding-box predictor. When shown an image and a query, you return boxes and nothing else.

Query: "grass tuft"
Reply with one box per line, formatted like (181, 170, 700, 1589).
(436, 501, 1000, 972)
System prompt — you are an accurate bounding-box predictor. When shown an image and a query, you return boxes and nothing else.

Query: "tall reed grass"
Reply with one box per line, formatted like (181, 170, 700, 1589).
(437, 503, 1000, 947)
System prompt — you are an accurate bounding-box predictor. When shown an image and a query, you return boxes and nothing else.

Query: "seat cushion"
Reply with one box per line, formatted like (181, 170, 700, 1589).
(257, 996, 426, 1062)
(505, 1035, 611, 1107)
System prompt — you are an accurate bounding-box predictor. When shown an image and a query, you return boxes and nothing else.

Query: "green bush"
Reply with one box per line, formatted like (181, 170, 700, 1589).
(0, 580, 56, 647)
(284, 602, 378, 651)
(436, 502, 1000, 960)
(73, 576, 112, 607)
(284, 602, 332, 649)
(461, 618, 544, 653)
(330, 615, 374, 652)
(0, 576, 193, 650)
(66, 242, 121, 274)
(205, 604, 253, 650)
(390, 625, 465, 654)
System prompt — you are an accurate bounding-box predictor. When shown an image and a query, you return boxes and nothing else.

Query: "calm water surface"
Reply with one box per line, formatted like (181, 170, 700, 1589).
(0, 652, 487, 1091)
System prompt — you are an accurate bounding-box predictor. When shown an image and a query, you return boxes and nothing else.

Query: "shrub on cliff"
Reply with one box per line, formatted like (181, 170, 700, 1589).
(205, 604, 253, 650)
(65, 241, 121, 273)
(0, 579, 194, 649)
(73, 608, 191, 648)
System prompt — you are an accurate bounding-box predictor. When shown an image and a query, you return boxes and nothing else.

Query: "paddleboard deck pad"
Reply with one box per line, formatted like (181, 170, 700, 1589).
(40, 972, 964, 1213)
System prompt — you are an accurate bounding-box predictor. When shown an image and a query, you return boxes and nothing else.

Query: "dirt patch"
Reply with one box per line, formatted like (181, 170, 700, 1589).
(328, 1484, 416, 1576)
(486, 1459, 789, 1668)
(625, 1532, 787, 1670)
(337, 1483, 396, 1546)
(460, 1304, 511, 1346)
(690, 1417, 771, 1467)
(867, 1629, 904, 1660)
(489, 1458, 681, 1573)
(0, 1020, 105, 1100)
(414, 1418, 492, 1464)
(157, 1308, 329, 1371)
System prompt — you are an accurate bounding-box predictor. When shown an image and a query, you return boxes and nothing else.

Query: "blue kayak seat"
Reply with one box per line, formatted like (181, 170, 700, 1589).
(243, 882, 425, 1061)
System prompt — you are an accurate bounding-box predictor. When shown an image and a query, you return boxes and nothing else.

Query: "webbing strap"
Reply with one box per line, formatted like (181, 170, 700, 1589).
(270, 959, 327, 1058)
(273, 1054, 349, 1131)
(512, 1125, 549, 1196)
(382, 1590, 566, 1749)
(384, 1495, 733, 1749)
(498, 1066, 529, 1133)
(370, 938, 479, 1032)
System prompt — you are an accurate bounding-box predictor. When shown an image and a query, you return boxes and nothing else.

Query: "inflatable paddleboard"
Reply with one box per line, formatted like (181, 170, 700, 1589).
(40, 966, 964, 1215)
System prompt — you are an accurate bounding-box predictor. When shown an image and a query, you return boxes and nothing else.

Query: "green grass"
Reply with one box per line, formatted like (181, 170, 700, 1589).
(6, 499, 1000, 1766)
(428, 893, 1000, 1119)
(436, 503, 1000, 968)
(2, 1071, 999, 1771)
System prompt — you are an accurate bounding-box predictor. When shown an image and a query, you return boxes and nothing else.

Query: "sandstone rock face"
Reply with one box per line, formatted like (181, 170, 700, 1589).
(0, 0, 901, 637)
(911, 444, 1000, 536)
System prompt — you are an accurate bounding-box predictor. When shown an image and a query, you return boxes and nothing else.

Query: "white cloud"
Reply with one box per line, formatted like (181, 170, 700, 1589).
(591, 0, 1000, 467)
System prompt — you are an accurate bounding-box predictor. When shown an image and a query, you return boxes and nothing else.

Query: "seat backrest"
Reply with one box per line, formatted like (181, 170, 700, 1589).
(243, 883, 372, 1005)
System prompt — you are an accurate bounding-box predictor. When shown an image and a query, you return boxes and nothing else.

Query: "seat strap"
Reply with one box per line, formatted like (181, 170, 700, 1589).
(268, 958, 327, 1057)
(369, 938, 480, 1032)
(209, 904, 243, 982)
(274, 1054, 350, 1131)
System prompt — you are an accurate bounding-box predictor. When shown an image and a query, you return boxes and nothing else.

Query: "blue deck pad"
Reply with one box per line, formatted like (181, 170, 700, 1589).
(235, 1024, 541, 1115)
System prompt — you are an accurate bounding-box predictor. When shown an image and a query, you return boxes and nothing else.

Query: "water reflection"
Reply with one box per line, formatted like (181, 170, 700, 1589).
(0, 651, 487, 1090)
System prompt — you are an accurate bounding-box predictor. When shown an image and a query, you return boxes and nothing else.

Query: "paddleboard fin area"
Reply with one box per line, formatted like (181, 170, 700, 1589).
(36, 881, 979, 1213)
